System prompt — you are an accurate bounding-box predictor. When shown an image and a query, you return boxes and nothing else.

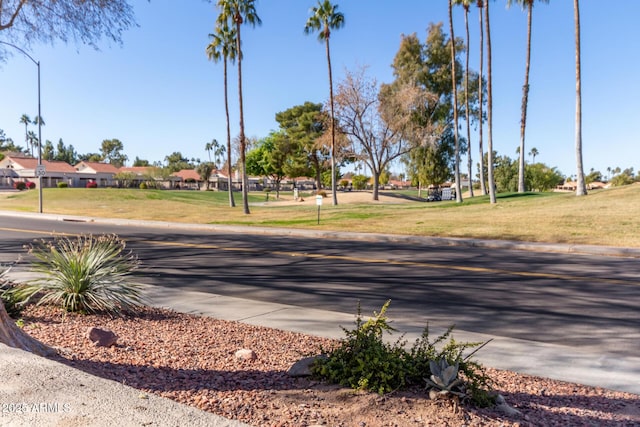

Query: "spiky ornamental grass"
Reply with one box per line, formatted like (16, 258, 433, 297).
(13, 234, 143, 315)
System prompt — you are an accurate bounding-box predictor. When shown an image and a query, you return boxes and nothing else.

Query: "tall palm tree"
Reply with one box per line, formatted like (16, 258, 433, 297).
(508, 0, 549, 193)
(33, 115, 45, 127)
(448, 0, 462, 203)
(216, 0, 261, 215)
(214, 143, 226, 169)
(304, 0, 345, 206)
(27, 130, 38, 157)
(485, 0, 496, 203)
(528, 147, 538, 163)
(573, 0, 587, 196)
(205, 140, 214, 162)
(207, 22, 240, 207)
(19, 114, 31, 156)
(456, 0, 474, 197)
(477, 0, 487, 195)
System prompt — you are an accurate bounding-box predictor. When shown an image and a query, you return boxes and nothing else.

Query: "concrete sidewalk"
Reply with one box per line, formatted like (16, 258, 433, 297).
(0, 342, 251, 427)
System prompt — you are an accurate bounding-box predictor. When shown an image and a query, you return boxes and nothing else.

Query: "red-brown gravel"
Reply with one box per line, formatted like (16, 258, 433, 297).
(18, 305, 640, 427)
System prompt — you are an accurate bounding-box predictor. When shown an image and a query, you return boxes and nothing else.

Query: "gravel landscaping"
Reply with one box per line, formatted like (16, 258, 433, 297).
(19, 305, 640, 427)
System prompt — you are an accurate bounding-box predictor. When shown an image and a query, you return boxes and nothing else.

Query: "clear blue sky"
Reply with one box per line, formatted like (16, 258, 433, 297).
(1, 1, 638, 179)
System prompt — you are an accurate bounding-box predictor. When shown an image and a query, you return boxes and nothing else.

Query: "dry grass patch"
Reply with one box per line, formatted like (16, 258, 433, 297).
(1, 184, 639, 247)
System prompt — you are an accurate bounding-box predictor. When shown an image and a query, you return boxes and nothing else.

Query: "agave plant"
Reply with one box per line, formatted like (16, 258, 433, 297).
(12, 234, 143, 314)
(425, 358, 466, 399)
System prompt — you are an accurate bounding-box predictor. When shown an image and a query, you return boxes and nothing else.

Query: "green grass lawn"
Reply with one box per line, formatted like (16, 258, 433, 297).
(2, 185, 639, 247)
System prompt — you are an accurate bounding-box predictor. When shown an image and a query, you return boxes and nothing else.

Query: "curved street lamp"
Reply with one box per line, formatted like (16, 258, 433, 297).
(0, 41, 43, 213)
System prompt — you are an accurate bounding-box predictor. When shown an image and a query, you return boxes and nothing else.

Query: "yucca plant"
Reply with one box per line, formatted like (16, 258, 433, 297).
(11, 234, 143, 314)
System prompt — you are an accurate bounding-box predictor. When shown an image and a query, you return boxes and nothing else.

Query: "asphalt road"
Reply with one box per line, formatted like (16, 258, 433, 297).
(1, 214, 639, 359)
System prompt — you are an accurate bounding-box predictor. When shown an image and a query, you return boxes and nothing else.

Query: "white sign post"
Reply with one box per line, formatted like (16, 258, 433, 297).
(316, 195, 323, 225)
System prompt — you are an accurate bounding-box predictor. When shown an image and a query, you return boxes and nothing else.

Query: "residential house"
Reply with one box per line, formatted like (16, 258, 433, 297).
(171, 168, 235, 191)
(0, 154, 77, 188)
(74, 161, 120, 187)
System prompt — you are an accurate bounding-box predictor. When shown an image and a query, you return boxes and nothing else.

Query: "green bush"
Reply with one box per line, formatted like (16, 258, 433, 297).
(57, 182, 69, 188)
(11, 234, 143, 315)
(14, 181, 27, 191)
(351, 175, 369, 190)
(312, 301, 408, 394)
(139, 182, 148, 189)
(312, 300, 494, 405)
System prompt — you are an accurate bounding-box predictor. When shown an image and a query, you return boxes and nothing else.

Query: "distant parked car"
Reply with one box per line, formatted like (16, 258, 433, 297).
(426, 192, 441, 202)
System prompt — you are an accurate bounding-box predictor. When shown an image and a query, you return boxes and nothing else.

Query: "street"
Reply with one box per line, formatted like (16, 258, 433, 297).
(1, 213, 638, 358)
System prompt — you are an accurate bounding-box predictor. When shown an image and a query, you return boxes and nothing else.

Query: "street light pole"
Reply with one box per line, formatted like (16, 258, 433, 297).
(0, 41, 43, 213)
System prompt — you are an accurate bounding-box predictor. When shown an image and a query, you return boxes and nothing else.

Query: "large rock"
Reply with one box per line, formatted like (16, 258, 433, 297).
(86, 327, 118, 347)
(287, 355, 327, 377)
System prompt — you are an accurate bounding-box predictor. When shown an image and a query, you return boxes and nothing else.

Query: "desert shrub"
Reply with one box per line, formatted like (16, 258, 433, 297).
(26, 181, 36, 190)
(312, 300, 494, 405)
(11, 234, 143, 315)
(86, 181, 98, 188)
(316, 190, 327, 198)
(312, 301, 409, 394)
(14, 181, 27, 191)
(57, 182, 69, 188)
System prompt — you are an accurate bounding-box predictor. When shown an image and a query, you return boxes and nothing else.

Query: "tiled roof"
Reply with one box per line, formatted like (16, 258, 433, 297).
(75, 161, 120, 173)
(172, 169, 201, 181)
(1, 155, 76, 173)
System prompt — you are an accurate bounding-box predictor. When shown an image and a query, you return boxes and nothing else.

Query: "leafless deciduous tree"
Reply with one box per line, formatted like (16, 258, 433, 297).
(334, 67, 416, 201)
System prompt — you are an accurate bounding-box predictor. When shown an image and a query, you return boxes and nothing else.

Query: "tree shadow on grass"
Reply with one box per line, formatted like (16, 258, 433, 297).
(379, 191, 426, 202)
(496, 192, 546, 200)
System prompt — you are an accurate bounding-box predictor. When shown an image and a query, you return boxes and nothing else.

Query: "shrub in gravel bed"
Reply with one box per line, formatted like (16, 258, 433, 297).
(10, 234, 143, 315)
(312, 300, 494, 405)
(20, 304, 640, 426)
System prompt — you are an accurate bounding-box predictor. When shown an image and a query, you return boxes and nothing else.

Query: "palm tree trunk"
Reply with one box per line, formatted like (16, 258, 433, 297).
(478, 1, 487, 195)
(326, 36, 338, 206)
(235, 19, 250, 214)
(0, 301, 54, 357)
(224, 58, 236, 207)
(485, 0, 497, 204)
(574, 0, 587, 196)
(464, 6, 474, 198)
(517, 1, 533, 193)
(449, 0, 462, 203)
